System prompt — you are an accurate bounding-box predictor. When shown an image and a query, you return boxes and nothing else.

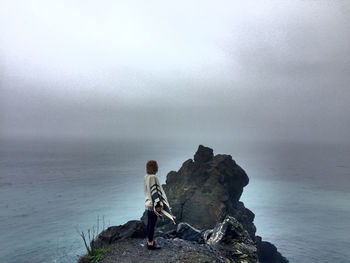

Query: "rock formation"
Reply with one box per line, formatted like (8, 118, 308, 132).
(141, 144, 256, 238)
(78, 145, 288, 263)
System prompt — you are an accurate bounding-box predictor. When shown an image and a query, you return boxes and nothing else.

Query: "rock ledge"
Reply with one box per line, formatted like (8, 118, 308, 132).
(78, 145, 288, 263)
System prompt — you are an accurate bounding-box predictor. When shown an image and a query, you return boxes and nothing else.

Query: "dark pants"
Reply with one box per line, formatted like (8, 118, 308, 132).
(146, 209, 158, 242)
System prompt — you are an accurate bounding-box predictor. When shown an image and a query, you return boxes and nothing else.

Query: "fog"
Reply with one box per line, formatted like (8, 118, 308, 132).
(1, 0, 349, 142)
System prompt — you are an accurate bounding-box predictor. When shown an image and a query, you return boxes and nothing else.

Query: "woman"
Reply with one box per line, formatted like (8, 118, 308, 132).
(144, 160, 176, 250)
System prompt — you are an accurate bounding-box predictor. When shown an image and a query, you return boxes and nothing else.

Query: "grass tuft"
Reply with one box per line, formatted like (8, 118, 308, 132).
(76, 215, 110, 262)
(88, 246, 110, 263)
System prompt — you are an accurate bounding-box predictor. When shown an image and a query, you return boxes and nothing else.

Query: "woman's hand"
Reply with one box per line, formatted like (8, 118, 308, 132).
(155, 202, 162, 212)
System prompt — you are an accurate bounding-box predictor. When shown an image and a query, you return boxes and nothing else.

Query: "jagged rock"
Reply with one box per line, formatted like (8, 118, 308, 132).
(207, 216, 253, 245)
(207, 215, 258, 263)
(203, 228, 214, 242)
(78, 215, 289, 263)
(90, 220, 146, 250)
(138, 144, 287, 262)
(256, 236, 289, 263)
(140, 144, 252, 235)
(176, 222, 204, 243)
(79, 145, 288, 263)
(194, 144, 214, 163)
(230, 201, 257, 239)
(79, 218, 259, 263)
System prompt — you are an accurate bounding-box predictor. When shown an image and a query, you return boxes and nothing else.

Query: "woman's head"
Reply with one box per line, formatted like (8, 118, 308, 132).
(146, 160, 158, 174)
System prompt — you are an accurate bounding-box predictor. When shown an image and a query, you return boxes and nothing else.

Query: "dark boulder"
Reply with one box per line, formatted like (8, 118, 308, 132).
(137, 144, 288, 263)
(90, 220, 146, 250)
(206, 215, 258, 263)
(79, 145, 289, 263)
(176, 222, 204, 243)
(140, 145, 252, 235)
(194, 144, 214, 163)
(256, 236, 289, 263)
(203, 228, 214, 242)
(230, 201, 257, 239)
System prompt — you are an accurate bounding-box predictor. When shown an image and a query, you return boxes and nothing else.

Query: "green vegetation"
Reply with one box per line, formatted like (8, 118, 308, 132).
(88, 246, 110, 263)
(76, 215, 111, 262)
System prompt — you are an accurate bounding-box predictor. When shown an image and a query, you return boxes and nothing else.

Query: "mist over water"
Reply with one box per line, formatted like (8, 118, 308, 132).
(1, 137, 349, 263)
(1, 1, 350, 144)
(1, 1, 350, 262)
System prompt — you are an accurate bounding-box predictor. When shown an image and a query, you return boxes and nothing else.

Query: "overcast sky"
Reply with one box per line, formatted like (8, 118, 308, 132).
(1, 0, 349, 142)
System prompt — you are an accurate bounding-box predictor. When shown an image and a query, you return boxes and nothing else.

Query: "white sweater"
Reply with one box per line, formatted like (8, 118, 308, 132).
(144, 173, 167, 211)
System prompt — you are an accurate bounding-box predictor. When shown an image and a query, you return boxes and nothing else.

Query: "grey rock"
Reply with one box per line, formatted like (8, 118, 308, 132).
(256, 235, 289, 263)
(203, 228, 214, 242)
(176, 222, 204, 243)
(79, 214, 287, 263)
(90, 220, 146, 250)
(207, 215, 254, 247)
(140, 145, 252, 235)
(79, 145, 288, 263)
(91, 236, 229, 263)
(207, 216, 258, 263)
(194, 144, 214, 163)
(138, 145, 288, 262)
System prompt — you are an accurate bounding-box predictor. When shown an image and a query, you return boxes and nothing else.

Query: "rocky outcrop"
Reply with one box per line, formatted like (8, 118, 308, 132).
(78, 145, 288, 263)
(140, 145, 255, 237)
(256, 236, 289, 263)
(140, 144, 287, 263)
(206, 216, 258, 263)
(90, 220, 146, 250)
(86, 236, 226, 263)
(175, 222, 204, 243)
(80, 216, 259, 263)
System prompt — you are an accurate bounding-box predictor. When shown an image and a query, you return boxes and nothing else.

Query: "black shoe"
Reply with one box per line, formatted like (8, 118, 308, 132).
(147, 241, 161, 250)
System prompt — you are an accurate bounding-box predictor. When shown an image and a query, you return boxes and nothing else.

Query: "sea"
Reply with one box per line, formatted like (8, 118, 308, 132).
(0, 137, 349, 263)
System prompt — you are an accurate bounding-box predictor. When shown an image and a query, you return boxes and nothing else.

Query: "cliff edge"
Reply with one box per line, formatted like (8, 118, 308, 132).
(78, 145, 288, 263)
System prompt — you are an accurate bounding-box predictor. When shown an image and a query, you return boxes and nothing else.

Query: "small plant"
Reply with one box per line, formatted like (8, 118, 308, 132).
(76, 215, 111, 263)
(88, 247, 110, 263)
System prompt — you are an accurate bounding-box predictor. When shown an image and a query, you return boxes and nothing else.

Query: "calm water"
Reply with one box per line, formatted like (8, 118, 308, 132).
(0, 137, 349, 263)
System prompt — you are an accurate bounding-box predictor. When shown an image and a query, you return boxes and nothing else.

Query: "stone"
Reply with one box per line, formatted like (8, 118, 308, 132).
(140, 145, 251, 234)
(203, 228, 214, 242)
(79, 145, 289, 263)
(206, 216, 258, 263)
(256, 236, 289, 263)
(194, 144, 214, 163)
(138, 145, 288, 262)
(207, 216, 253, 246)
(176, 222, 204, 243)
(90, 220, 146, 250)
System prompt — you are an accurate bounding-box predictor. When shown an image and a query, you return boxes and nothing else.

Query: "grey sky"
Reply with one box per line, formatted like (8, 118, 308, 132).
(1, 0, 349, 142)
